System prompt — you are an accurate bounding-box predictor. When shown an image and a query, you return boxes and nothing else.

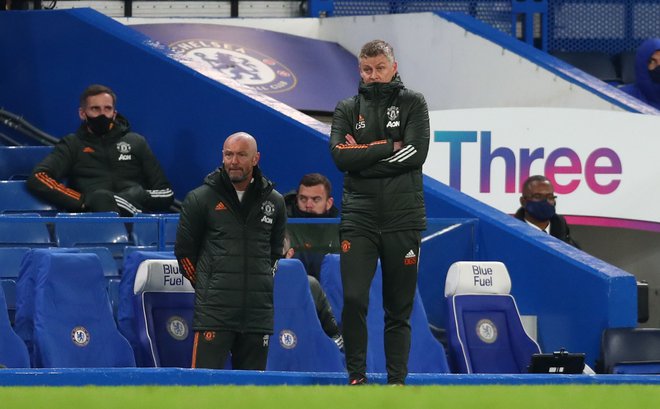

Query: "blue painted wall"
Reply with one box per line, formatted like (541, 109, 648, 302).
(0, 9, 637, 367)
(0, 9, 343, 199)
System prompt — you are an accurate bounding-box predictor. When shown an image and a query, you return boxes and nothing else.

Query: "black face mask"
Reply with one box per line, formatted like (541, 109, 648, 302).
(649, 66, 660, 84)
(85, 115, 114, 135)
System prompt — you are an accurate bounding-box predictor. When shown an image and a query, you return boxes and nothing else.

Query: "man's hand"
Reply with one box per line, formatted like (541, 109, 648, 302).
(345, 134, 357, 145)
(393, 141, 403, 152)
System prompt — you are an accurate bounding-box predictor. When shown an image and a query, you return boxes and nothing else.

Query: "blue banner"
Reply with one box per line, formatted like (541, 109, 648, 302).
(131, 23, 359, 113)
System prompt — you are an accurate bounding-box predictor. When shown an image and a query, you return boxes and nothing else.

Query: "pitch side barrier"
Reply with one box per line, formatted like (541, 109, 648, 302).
(0, 368, 660, 386)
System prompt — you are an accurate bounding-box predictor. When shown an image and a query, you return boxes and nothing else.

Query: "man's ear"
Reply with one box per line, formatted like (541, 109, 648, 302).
(519, 196, 526, 208)
(326, 197, 334, 211)
(78, 107, 86, 121)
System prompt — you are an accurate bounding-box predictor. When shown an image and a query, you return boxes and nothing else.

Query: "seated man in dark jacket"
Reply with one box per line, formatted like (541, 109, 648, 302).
(514, 175, 580, 248)
(284, 173, 340, 280)
(27, 84, 174, 215)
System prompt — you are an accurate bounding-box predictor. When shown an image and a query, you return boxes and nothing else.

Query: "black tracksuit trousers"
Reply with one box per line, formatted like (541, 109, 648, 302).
(340, 229, 421, 384)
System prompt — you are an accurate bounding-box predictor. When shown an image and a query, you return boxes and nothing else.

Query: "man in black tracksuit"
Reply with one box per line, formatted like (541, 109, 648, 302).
(175, 132, 286, 370)
(27, 84, 174, 215)
(329, 40, 430, 385)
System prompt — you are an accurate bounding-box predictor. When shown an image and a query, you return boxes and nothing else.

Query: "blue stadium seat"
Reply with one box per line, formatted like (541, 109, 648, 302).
(32, 252, 135, 367)
(0, 247, 30, 279)
(132, 259, 194, 367)
(598, 327, 660, 374)
(78, 246, 120, 278)
(0, 282, 30, 368)
(1, 279, 17, 326)
(130, 213, 178, 250)
(0, 146, 52, 180)
(319, 254, 448, 373)
(0, 214, 52, 246)
(445, 261, 541, 373)
(267, 258, 345, 372)
(0, 180, 56, 214)
(118, 249, 176, 366)
(54, 212, 130, 258)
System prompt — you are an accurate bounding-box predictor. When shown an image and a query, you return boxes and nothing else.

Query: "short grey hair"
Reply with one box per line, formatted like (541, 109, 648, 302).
(359, 40, 395, 64)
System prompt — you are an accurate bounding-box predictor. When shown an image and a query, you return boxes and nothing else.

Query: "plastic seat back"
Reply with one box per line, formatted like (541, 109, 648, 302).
(0, 181, 56, 214)
(0, 146, 52, 180)
(0, 281, 30, 367)
(0, 214, 52, 246)
(267, 258, 345, 372)
(54, 212, 129, 257)
(445, 261, 540, 373)
(598, 327, 660, 374)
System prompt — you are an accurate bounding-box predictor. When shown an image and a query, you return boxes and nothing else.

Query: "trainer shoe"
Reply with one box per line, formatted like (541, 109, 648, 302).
(349, 377, 367, 385)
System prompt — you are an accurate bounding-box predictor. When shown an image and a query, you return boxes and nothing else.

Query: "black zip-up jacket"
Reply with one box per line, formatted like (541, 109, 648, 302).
(329, 74, 430, 232)
(514, 208, 580, 248)
(27, 114, 173, 212)
(175, 167, 286, 333)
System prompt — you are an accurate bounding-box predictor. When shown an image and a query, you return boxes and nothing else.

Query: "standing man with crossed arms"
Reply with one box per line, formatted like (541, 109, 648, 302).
(329, 40, 430, 385)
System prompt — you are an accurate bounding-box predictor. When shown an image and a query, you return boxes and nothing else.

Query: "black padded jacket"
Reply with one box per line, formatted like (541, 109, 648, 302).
(329, 75, 430, 233)
(175, 167, 286, 333)
(27, 114, 173, 213)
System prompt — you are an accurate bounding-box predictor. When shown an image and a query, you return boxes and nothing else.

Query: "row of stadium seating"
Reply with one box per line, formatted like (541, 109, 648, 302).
(0, 249, 451, 373)
(0, 211, 177, 250)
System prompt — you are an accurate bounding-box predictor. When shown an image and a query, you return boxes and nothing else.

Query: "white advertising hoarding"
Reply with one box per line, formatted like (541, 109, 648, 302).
(425, 108, 660, 231)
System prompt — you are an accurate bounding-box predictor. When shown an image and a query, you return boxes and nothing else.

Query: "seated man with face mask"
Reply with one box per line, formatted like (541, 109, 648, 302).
(514, 175, 580, 249)
(620, 38, 660, 111)
(27, 84, 174, 215)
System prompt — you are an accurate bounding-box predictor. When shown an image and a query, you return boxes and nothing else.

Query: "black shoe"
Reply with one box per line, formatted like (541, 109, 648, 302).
(349, 376, 367, 385)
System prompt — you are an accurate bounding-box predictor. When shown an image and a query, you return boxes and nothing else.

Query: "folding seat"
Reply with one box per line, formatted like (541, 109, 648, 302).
(266, 258, 345, 372)
(0, 213, 52, 247)
(445, 261, 541, 373)
(318, 254, 448, 373)
(54, 212, 130, 259)
(0, 180, 56, 214)
(597, 327, 660, 374)
(31, 252, 135, 367)
(78, 246, 120, 278)
(0, 281, 30, 368)
(0, 247, 30, 324)
(132, 259, 194, 367)
(118, 249, 176, 366)
(78, 246, 122, 319)
(130, 213, 178, 250)
(0, 146, 52, 180)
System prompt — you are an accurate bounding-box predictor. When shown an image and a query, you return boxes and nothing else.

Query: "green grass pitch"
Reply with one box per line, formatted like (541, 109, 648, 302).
(2, 385, 660, 409)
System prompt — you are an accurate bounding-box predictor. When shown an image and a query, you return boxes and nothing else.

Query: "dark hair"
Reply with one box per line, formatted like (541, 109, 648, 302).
(522, 175, 551, 195)
(359, 40, 395, 64)
(298, 173, 332, 197)
(79, 84, 117, 108)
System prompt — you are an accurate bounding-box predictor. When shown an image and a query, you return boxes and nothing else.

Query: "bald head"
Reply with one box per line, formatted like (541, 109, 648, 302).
(222, 132, 260, 190)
